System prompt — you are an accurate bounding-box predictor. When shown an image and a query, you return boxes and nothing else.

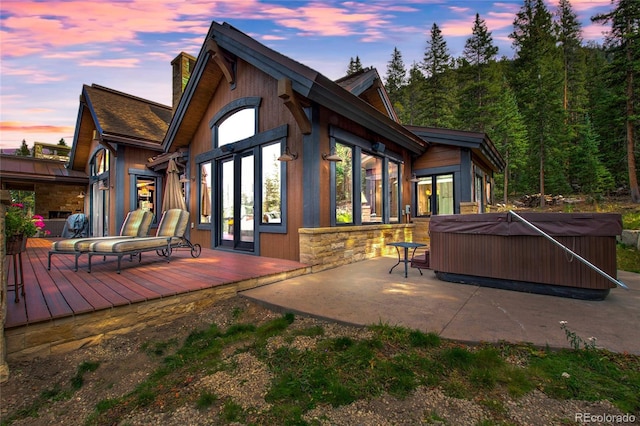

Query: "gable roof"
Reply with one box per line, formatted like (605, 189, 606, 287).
(69, 84, 171, 168)
(164, 22, 426, 154)
(335, 67, 399, 122)
(407, 126, 506, 172)
(83, 84, 172, 146)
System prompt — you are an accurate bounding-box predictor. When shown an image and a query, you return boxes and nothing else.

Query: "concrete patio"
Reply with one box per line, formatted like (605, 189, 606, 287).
(241, 256, 640, 354)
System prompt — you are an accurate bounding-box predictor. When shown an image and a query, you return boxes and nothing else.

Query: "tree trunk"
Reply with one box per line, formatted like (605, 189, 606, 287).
(540, 142, 545, 207)
(626, 46, 640, 203)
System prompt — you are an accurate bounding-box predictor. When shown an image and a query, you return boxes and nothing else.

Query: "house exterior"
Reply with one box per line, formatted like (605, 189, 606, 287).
(67, 84, 173, 236)
(1, 21, 504, 266)
(158, 22, 503, 265)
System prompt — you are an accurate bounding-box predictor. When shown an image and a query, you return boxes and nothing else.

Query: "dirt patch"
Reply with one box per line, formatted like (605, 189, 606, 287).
(0, 297, 633, 425)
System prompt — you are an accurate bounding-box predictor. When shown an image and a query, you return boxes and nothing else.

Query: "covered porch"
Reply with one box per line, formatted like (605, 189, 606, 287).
(4, 238, 309, 360)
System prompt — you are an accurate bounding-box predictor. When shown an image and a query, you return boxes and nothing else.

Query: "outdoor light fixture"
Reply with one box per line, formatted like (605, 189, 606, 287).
(322, 147, 342, 162)
(277, 146, 298, 162)
(98, 181, 110, 191)
(179, 174, 190, 183)
(409, 174, 420, 183)
(372, 142, 386, 153)
(77, 191, 86, 198)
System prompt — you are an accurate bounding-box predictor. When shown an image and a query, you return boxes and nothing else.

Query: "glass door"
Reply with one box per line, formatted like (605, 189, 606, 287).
(92, 181, 109, 236)
(217, 152, 255, 252)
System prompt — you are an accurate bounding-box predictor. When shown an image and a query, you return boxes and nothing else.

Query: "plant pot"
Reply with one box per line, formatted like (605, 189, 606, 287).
(6, 234, 27, 255)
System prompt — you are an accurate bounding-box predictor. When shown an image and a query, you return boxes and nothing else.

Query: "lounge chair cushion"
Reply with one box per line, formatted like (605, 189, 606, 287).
(89, 236, 183, 253)
(50, 210, 153, 253)
(156, 209, 190, 237)
(120, 209, 154, 237)
(51, 235, 132, 252)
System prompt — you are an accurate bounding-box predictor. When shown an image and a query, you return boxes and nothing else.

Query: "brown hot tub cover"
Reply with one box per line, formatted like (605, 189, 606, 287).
(429, 212, 623, 300)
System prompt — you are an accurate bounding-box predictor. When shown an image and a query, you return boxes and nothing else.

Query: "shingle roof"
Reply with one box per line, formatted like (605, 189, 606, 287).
(84, 84, 172, 144)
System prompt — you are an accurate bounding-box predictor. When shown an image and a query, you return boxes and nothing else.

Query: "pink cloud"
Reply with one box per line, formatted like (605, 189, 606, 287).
(78, 58, 140, 68)
(0, 121, 74, 134)
(262, 34, 287, 41)
(0, 0, 214, 58)
(1, 67, 66, 84)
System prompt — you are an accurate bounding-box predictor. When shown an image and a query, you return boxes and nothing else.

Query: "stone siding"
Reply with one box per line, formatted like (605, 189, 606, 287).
(34, 183, 85, 219)
(299, 224, 415, 272)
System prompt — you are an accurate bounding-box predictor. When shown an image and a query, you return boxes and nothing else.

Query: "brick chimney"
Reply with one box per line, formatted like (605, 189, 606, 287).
(171, 52, 197, 113)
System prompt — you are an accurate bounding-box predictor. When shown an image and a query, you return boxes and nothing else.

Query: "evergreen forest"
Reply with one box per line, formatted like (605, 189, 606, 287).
(349, 0, 639, 204)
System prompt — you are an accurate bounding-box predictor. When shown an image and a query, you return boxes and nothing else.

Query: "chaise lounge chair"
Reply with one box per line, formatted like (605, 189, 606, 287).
(86, 209, 195, 274)
(48, 209, 154, 271)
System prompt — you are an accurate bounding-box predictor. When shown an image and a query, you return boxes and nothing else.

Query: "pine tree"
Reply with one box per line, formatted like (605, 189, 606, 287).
(458, 13, 500, 132)
(463, 13, 499, 68)
(58, 138, 67, 146)
(384, 47, 406, 109)
(571, 115, 614, 195)
(510, 0, 567, 203)
(399, 62, 428, 126)
(555, 0, 587, 124)
(347, 56, 364, 75)
(422, 23, 456, 127)
(593, 0, 640, 203)
(489, 78, 530, 202)
(584, 44, 627, 186)
(17, 139, 30, 156)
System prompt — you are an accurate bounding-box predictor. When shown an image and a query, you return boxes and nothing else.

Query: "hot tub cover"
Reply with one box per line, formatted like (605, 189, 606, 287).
(429, 212, 622, 237)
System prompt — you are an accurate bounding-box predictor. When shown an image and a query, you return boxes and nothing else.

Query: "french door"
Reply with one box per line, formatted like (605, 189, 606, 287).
(217, 152, 255, 252)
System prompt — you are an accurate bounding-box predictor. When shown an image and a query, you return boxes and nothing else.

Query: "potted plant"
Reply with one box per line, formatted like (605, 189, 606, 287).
(4, 203, 47, 255)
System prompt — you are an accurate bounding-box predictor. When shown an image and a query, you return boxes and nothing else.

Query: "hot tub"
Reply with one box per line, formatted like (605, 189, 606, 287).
(429, 212, 623, 300)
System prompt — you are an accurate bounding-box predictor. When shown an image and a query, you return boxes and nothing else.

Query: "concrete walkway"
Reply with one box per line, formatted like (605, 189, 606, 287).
(241, 256, 640, 354)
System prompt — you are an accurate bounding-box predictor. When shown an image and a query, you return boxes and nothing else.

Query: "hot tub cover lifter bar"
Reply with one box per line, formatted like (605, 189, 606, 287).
(508, 210, 628, 290)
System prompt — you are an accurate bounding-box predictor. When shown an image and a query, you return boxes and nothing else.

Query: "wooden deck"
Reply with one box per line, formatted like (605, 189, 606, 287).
(4, 238, 309, 359)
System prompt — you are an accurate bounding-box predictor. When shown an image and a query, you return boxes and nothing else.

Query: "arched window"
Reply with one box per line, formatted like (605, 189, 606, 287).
(217, 108, 256, 147)
(90, 148, 110, 176)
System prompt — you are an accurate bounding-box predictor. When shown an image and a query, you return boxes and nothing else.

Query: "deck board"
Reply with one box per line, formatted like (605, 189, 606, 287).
(5, 238, 308, 329)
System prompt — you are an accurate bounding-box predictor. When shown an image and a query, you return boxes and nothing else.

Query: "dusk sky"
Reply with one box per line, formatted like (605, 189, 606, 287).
(0, 0, 613, 149)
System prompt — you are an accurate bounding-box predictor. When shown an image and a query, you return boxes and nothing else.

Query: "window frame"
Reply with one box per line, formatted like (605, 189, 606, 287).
(329, 126, 403, 226)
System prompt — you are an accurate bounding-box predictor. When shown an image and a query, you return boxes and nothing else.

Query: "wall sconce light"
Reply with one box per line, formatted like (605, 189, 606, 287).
(179, 174, 190, 183)
(98, 181, 110, 191)
(77, 191, 86, 199)
(278, 146, 298, 162)
(322, 147, 342, 162)
(372, 142, 386, 153)
(409, 174, 420, 183)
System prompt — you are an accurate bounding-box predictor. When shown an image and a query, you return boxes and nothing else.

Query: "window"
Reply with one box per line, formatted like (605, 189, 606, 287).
(334, 143, 353, 224)
(361, 153, 382, 223)
(91, 148, 109, 176)
(331, 135, 402, 226)
(261, 142, 282, 224)
(388, 162, 399, 223)
(135, 176, 156, 217)
(200, 163, 212, 223)
(416, 174, 454, 216)
(217, 108, 256, 147)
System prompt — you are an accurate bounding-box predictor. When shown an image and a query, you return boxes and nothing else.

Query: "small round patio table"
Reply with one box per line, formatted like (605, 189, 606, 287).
(387, 242, 426, 278)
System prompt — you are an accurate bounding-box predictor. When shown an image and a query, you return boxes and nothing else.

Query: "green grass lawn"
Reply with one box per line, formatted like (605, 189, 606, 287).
(5, 313, 638, 426)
